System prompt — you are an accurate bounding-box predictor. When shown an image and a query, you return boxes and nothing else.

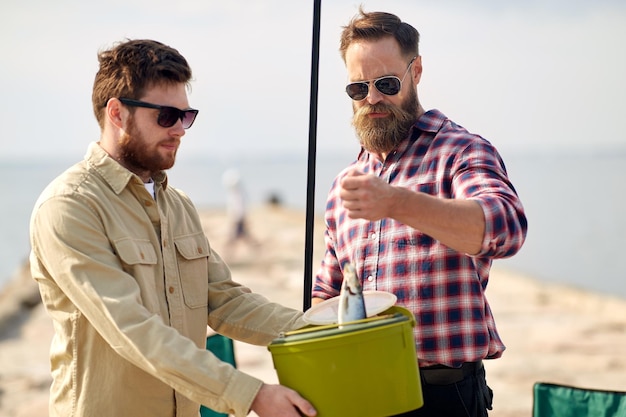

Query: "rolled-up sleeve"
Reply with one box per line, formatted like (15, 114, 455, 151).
(452, 141, 528, 258)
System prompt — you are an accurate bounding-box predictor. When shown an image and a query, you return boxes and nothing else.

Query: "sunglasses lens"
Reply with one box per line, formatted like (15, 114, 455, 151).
(374, 77, 401, 95)
(156, 108, 198, 129)
(157, 108, 180, 128)
(181, 110, 198, 129)
(345, 76, 402, 101)
(346, 82, 369, 101)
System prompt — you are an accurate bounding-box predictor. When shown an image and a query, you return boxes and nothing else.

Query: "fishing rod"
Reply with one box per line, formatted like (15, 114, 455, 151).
(303, 0, 321, 312)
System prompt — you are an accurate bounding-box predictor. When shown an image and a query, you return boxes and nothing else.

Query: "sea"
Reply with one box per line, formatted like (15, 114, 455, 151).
(2, 150, 625, 299)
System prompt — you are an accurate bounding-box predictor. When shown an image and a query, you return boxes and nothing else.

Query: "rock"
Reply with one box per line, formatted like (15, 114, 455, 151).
(0, 261, 41, 339)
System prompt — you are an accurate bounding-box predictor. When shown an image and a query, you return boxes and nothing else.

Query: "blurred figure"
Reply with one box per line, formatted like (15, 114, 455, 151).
(222, 169, 259, 253)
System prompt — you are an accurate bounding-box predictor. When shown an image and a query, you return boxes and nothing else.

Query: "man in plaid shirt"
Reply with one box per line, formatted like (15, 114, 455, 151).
(311, 7, 528, 417)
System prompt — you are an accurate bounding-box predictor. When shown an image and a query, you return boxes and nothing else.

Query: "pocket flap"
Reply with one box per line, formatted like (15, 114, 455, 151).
(114, 238, 157, 265)
(174, 233, 210, 260)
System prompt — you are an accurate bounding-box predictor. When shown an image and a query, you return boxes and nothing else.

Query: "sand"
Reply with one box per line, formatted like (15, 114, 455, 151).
(1, 204, 625, 417)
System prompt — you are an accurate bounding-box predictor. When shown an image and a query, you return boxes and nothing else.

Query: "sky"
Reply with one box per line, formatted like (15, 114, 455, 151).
(1, 0, 625, 163)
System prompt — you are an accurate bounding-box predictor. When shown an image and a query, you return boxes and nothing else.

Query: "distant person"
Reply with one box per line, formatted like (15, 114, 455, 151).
(266, 192, 284, 207)
(222, 168, 259, 251)
(311, 8, 528, 417)
(29, 39, 316, 417)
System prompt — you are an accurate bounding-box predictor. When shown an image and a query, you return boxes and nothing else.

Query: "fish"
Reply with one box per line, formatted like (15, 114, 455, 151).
(338, 262, 367, 324)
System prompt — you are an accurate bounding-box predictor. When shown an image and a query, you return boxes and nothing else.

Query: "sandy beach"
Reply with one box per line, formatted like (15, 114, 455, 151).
(1, 204, 625, 417)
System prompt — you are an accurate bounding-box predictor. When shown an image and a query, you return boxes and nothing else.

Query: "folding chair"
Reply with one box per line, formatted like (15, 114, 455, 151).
(533, 382, 626, 417)
(200, 334, 237, 417)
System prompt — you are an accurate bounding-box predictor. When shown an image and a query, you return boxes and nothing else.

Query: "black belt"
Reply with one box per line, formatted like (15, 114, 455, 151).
(420, 361, 483, 385)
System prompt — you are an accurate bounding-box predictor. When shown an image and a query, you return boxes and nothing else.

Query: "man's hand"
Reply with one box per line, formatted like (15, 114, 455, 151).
(250, 384, 317, 417)
(340, 169, 395, 221)
(339, 168, 485, 254)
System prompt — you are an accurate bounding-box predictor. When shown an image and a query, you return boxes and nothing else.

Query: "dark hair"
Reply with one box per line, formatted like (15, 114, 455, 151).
(339, 6, 420, 62)
(92, 39, 193, 129)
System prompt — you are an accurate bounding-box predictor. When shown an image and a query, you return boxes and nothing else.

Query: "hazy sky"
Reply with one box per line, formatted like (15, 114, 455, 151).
(1, 0, 625, 162)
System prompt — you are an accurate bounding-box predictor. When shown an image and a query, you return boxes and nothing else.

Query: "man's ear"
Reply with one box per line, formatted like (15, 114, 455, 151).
(105, 98, 125, 129)
(413, 55, 423, 85)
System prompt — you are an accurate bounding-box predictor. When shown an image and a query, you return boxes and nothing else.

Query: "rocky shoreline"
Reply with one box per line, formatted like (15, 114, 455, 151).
(0, 261, 40, 340)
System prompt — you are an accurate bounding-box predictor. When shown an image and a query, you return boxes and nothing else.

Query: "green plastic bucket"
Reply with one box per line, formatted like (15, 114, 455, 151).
(268, 306, 423, 417)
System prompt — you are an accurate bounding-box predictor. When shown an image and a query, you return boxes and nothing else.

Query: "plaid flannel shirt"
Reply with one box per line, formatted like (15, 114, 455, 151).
(312, 109, 528, 367)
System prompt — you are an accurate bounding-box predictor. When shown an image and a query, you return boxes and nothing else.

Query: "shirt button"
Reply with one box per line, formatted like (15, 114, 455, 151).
(144, 200, 153, 207)
(367, 275, 374, 282)
(370, 233, 377, 240)
(197, 247, 203, 254)
(163, 240, 167, 247)
(168, 286, 175, 294)
(140, 252, 145, 260)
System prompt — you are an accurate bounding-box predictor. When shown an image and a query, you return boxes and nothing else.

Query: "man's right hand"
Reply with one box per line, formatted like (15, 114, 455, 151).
(250, 384, 317, 417)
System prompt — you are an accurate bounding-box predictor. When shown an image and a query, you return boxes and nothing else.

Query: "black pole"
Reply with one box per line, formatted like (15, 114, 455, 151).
(303, 0, 321, 312)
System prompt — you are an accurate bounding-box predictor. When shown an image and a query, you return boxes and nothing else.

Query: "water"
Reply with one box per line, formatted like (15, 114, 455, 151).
(1, 150, 625, 299)
(496, 151, 626, 297)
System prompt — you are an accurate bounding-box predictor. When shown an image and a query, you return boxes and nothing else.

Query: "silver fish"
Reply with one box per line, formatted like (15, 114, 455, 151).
(338, 262, 367, 324)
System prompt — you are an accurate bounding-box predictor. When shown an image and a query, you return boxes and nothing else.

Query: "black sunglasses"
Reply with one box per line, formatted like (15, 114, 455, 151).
(345, 57, 417, 101)
(118, 98, 199, 129)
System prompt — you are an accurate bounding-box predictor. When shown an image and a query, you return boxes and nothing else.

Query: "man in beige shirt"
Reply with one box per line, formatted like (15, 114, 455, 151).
(29, 39, 317, 417)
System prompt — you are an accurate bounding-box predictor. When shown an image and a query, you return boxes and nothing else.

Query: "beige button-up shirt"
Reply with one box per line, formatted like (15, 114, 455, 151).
(29, 142, 306, 417)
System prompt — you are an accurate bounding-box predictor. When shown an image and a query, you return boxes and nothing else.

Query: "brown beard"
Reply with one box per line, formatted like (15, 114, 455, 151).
(352, 86, 419, 155)
(118, 116, 177, 176)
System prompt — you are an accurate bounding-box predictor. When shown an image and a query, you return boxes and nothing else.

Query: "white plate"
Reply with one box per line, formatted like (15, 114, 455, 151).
(304, 291, 397, 325)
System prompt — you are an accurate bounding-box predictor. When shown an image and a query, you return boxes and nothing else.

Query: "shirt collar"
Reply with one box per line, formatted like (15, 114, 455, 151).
(415, 109, 447, 134)
(356, 109, 448, 162)
(85, 142, 168, 195)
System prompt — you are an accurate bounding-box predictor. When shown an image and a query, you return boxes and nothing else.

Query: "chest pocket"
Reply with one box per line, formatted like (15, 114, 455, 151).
(174, 233, 210, 309)
(113, 238, 160, 313)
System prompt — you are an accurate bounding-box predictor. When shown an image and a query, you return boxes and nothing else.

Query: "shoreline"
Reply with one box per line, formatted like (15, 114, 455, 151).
(1, 204, 625, 417)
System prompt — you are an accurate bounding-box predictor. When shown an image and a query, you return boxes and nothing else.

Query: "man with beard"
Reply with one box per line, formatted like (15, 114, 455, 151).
(311, 8, 528, 417)
(29, 39, 316, 417)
